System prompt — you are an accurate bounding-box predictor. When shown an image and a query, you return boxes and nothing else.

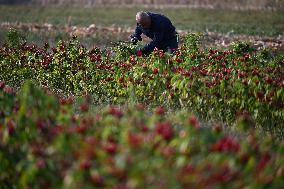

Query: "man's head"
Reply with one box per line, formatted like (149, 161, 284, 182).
(136, 11, 151, 29)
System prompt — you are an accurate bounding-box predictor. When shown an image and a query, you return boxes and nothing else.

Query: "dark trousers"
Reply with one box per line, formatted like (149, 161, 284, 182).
(160, 32, 179, 53)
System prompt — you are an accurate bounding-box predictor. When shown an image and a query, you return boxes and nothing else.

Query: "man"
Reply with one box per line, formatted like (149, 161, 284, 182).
(129, 11, 178, 55)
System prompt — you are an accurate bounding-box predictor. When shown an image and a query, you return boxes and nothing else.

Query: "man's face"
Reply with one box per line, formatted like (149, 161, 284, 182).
(136, 16, 151, 29)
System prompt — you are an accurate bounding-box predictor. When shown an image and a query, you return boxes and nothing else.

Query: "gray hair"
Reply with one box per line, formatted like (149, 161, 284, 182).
(136, 11, 150, 23)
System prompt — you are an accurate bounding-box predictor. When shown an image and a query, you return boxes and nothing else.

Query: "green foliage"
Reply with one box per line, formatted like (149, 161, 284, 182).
(5, 29, 26, 48)
(182, 33, 201, 53)
(110, 41, 140, 59)
(230, 41, 254, 54)
(0, 33, 283, 132)
(0, 82, 284, 188)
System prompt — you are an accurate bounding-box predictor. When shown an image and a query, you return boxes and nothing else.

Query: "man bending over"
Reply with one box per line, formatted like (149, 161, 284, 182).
(130, 11, 179, 55)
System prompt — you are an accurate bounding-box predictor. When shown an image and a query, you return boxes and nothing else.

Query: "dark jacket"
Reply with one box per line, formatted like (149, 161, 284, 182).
(131, 12, 177, 54)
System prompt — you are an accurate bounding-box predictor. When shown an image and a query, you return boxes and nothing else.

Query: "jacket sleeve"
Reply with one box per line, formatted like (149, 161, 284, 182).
(130, 24, 143, 41)
(142, 31, 164, 54)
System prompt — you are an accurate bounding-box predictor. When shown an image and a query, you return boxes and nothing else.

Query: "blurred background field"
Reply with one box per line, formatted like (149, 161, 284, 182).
(1, 0, 284, 10)
(0, 1, 283, 49)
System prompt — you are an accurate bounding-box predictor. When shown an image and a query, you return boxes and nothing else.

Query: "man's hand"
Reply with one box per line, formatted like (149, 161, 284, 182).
(130, 37, 138, 45)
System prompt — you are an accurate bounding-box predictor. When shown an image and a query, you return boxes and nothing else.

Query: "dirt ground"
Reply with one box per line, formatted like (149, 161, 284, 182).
(1, 22, 283, 53)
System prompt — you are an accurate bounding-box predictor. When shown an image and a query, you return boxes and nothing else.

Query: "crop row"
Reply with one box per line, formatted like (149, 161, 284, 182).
(1, 81, 284, 188)
(0, 31, 283, 131)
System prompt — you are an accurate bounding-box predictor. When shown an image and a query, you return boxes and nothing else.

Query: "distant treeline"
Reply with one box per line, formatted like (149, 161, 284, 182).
(0, 0, 283, 10)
